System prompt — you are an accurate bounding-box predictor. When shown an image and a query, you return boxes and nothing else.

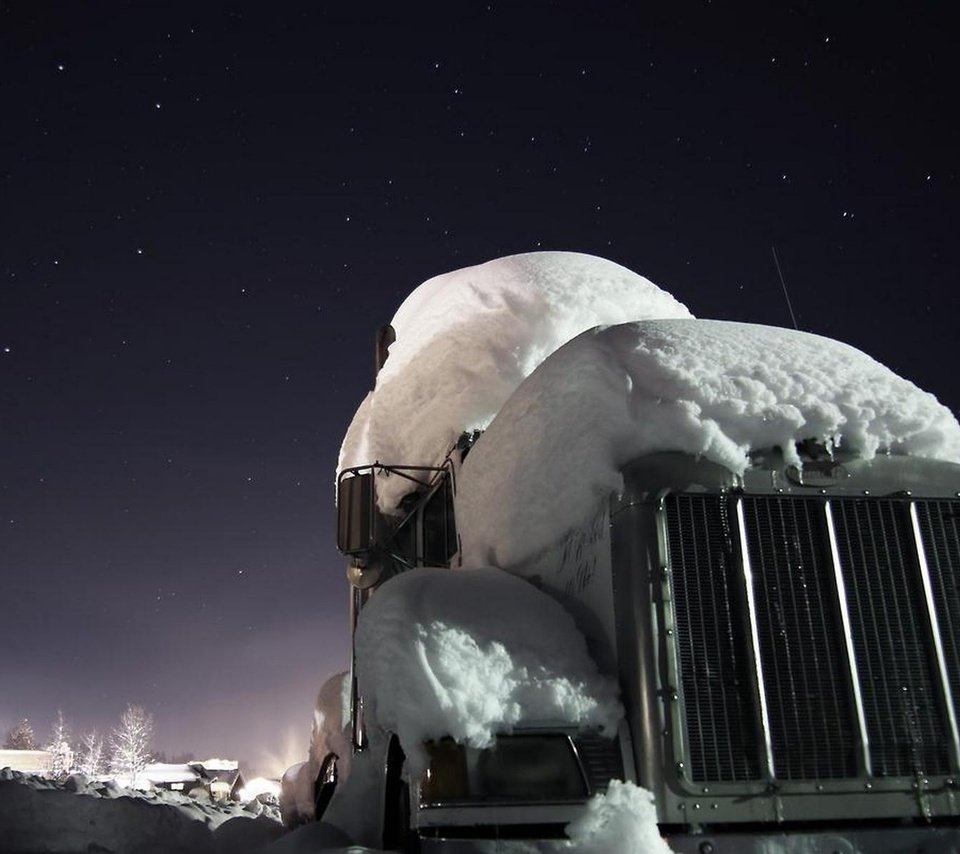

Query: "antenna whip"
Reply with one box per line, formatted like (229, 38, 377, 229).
(771, 245, 799, 330)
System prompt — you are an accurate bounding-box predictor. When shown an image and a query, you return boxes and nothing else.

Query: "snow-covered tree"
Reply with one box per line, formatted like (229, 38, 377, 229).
(110, 704, 154, 786)
(78, 730, 104, 777)
(44, 710, 73, 778)
(3, 718, 35, 750)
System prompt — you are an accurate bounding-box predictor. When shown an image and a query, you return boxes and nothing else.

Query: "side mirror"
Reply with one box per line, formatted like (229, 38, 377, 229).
(337, 472, 376, 555)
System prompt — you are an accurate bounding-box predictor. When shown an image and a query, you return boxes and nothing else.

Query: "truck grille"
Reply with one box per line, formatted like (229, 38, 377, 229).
(664, 493, 960, 784)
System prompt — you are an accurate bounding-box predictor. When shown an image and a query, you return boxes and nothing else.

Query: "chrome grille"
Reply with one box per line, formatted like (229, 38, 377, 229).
(666, 495, 761, 782)
(916, 501, 960, 722)
(664, 494, 960, 784)
(573, 732, 625, 794)
(741, 497, 858, 779)
(831, 500, 949, 777)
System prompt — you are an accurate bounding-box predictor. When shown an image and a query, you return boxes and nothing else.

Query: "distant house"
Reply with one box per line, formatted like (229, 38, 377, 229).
(193, 759, 244, 801)
(141, 763, 202, 793)
(141, 758, 244, 801)
(0, 749, 51, 775)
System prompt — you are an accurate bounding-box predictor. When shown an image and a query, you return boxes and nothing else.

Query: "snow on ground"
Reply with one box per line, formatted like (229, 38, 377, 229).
(239, 776, 282, 803)
(0, 768, 282, 853)
(354, 566, 622, 773)
(458, 318, 960, 567)
(339, 251, 691, 512)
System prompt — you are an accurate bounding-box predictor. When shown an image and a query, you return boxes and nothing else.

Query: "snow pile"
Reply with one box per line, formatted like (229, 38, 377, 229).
(339, 252, 691, 511)
(459, 319, 960, 567)
(564, 780, 672, 854)
(239, 776, 281, 804)
(354, 567, 622, 771)
(0, 767, 282, 853)
(279, 760, 314, 827)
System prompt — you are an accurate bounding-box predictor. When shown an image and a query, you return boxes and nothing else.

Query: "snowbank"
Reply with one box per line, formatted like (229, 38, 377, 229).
(0, 768, 281, 853)
(354, 567, 622, 772)
(459, 319, 960, 567)
(239, 776, 281, 803)
(339, 252, 691, 511)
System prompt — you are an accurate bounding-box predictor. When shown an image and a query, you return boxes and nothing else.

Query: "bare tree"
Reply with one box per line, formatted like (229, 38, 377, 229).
(78, 730, 104, 777)
(3, 718, 35, 750)
(44, 710, 73, 778)
(109, 704, 154, 787)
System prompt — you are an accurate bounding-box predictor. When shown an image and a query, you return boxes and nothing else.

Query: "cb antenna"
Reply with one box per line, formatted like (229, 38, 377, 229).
(771, 245, 799, 330)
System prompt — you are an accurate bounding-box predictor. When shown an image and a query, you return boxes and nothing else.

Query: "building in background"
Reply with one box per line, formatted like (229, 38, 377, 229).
(0, 750, 51, 775)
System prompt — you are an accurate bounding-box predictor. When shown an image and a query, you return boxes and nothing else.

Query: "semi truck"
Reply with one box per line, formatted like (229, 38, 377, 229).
(323, 256, 960, 853)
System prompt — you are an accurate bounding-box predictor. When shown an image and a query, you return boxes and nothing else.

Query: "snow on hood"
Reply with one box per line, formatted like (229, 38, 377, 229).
(459, 319, 960, 568)
(354, 566, 623, 772)
(339, 251, 691, 512)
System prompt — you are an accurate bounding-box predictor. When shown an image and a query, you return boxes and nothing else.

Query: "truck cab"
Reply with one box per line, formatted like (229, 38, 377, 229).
(337, 443, 960, 853)
(329, 253, 960, 851)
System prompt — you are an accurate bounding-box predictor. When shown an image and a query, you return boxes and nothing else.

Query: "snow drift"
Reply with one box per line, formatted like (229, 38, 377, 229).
(354, 567, 622, 772)
(339, 251, 691, 512)
(459, 319, 960, 567)
(0, 768, 281, 853)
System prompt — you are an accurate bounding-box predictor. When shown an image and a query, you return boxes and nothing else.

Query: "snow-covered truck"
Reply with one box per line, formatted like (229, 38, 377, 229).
(328, 252, 960, 852)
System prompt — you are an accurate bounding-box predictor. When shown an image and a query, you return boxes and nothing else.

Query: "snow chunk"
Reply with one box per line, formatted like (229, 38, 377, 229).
(565, 780, 672, 854)
(339, 252, 691, 512)
(354, 567, 622, 772)
(460, 319, 960, 567)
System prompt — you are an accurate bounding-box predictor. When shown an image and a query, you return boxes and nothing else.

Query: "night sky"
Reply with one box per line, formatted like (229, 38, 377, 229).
(2, 2, 957, 775)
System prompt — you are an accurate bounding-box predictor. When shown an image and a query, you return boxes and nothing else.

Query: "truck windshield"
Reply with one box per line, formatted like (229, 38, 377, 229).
(420, 734, 588, 805)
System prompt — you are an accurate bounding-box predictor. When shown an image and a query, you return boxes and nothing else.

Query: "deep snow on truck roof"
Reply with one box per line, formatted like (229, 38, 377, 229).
(458, 317, 960, 567)
(339, 251, 960, 528)
(338, 251, 692, 511)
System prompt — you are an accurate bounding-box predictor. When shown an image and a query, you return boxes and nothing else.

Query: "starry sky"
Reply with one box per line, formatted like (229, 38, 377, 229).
(1, 2, 957, 775)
